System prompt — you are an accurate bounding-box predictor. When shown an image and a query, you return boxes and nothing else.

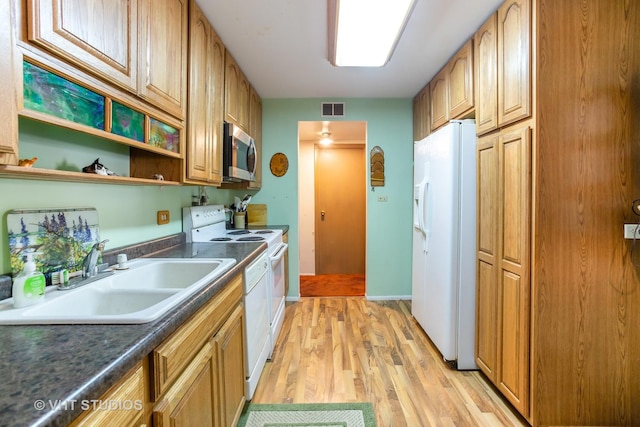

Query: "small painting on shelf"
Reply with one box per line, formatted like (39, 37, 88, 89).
(23, 61, 105, 130)
(111, 101, 144, 142)
(149, 118, 180, 153)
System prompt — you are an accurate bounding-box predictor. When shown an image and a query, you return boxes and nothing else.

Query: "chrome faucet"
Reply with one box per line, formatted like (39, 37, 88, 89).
(83, 239, 109, 278)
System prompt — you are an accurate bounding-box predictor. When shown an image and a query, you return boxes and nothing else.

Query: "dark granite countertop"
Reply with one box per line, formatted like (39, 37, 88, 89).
(0, 241, 266, 427)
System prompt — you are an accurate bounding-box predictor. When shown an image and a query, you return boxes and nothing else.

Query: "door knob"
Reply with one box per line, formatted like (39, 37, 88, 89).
(321, 210, 325, 220)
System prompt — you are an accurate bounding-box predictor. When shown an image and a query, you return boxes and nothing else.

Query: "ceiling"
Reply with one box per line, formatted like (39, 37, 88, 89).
(197, 0, 503, 99)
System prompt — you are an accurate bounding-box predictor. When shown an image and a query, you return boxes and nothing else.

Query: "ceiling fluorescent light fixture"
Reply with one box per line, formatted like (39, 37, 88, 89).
(328, 0, 416, 67)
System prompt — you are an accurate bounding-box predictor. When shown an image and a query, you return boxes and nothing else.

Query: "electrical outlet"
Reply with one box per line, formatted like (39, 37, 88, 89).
(157, 210, 170, 225)
(624, 224, 640, 239)
(377, 195, 388, 202)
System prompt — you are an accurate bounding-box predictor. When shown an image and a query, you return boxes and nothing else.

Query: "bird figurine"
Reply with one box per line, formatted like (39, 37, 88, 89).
(18, 157, 37, 167)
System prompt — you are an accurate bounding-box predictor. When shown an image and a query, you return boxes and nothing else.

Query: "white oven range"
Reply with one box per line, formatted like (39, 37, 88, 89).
(182, 205, 287, 399)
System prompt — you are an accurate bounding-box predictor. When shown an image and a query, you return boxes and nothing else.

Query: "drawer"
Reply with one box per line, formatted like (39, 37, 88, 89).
(71, 362, 145, 427)
(151, 274, 242, 399)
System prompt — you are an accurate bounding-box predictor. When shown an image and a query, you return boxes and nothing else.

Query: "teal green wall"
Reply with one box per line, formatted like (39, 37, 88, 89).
(2, 100, 414, 299)
(0, 121, 241, 275)
(253, 98, 413, 298)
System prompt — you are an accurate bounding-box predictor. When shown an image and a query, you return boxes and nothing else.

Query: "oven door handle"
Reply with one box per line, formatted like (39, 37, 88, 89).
(270, 243, 288, 266)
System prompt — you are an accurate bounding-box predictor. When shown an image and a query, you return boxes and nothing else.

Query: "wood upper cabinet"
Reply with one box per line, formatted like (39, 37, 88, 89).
(447, 39, 474, 119)
(429, 67, 449, 131)
(27, 0, 138, 93)
(0, 0, 19, 165)
(137, 0, 188, 118)
(412, 83, 430, 141)
(476, 125, 531, 417)
(247, 86, 262, 189)
(28, 0, 188, 119)
(474, 0, 530, 135)
(497, 0, 530, 127)
(186, 0, 223, 185)
(224, 51, 241, 127)
(474, 13, 498, 135)
(238, 73, 250, 132)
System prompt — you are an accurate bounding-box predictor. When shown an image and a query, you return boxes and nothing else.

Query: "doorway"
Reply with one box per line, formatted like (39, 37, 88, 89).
(298, 121, 367, 297)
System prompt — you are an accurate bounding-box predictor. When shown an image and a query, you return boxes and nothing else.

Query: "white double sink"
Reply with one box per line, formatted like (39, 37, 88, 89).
(0, 258, 236, 325)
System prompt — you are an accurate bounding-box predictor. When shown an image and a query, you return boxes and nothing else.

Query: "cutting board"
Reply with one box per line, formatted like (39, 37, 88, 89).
(247, 204, 267, 226)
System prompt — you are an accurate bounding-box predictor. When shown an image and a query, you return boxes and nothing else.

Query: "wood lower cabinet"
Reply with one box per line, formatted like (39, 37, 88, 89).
(151, 274, 245, 427)
(215, 304, 246, 427)
(185, 0, 224, 185)
(70, 362, 147, 427)
(476, 125, 531, 417)
(153, 341, 218, 426)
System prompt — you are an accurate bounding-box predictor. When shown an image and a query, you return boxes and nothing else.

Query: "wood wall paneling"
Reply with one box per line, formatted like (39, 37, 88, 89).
(534, 0, 640, 425)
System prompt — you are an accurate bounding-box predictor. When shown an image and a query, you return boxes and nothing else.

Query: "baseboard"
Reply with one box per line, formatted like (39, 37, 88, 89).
(366, 295, 412, 301)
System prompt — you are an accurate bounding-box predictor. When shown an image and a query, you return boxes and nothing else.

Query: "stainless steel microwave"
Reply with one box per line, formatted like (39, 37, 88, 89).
(223, 122, 256, 182)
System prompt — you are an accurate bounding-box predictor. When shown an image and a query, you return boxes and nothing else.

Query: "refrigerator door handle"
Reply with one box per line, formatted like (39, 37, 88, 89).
(422, 180, 430, 253)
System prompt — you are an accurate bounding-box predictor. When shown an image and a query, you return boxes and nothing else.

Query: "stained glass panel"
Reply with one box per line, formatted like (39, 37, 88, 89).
(23, 61, 105, 130)
(111, 101, 144, 142)
(149, 118, 180, 153)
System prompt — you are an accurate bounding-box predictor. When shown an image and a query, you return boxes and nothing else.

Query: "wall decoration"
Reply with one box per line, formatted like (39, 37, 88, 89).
(370, 146, 385, 186)
(111, 101, 144, 142)
(270, 152, 289, 177)
(23, 61, 105, 130)
(7, 208, 101, 286)
(149, 117, 180, 153)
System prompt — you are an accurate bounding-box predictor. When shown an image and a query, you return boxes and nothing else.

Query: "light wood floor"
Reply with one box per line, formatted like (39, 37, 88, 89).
(252, 298, 528, 427)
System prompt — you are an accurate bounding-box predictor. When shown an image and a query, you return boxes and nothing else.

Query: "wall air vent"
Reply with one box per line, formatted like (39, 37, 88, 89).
(321, 102, 345, 118)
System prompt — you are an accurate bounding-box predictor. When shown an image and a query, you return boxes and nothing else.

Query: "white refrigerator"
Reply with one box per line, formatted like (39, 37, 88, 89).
(412, 119, 477, 370)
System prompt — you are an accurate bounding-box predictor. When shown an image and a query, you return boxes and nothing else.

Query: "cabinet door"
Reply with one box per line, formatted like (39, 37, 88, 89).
(215, 304, 246, 427)
(430, 67, 449, 131)
(247, 86, 262, 189)
(474, 13, 498, 135)
(186, 0, 212, 182)
(497, 125, 531, 416)
(209, 30, 225, 185)
(475, 133, 499, 380)
(413, 84, 430, 141)
(27, 0, 137, 92)
(138, 0, 188, 119)
(0, 0, 19, 165)
(153, 341, 219, 427)
(238, 74, 250, 132)
(224, 51, 240, 126)
(447, 39, 474, 119)
(497, 0, 531, 127)
(72, 363, 145, 427)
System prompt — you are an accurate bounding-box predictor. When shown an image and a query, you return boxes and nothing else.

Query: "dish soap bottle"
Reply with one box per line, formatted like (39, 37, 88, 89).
(12, 252, 46, 308)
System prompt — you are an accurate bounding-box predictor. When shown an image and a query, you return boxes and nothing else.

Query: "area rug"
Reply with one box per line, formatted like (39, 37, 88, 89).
(237, 402, 377, 427)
